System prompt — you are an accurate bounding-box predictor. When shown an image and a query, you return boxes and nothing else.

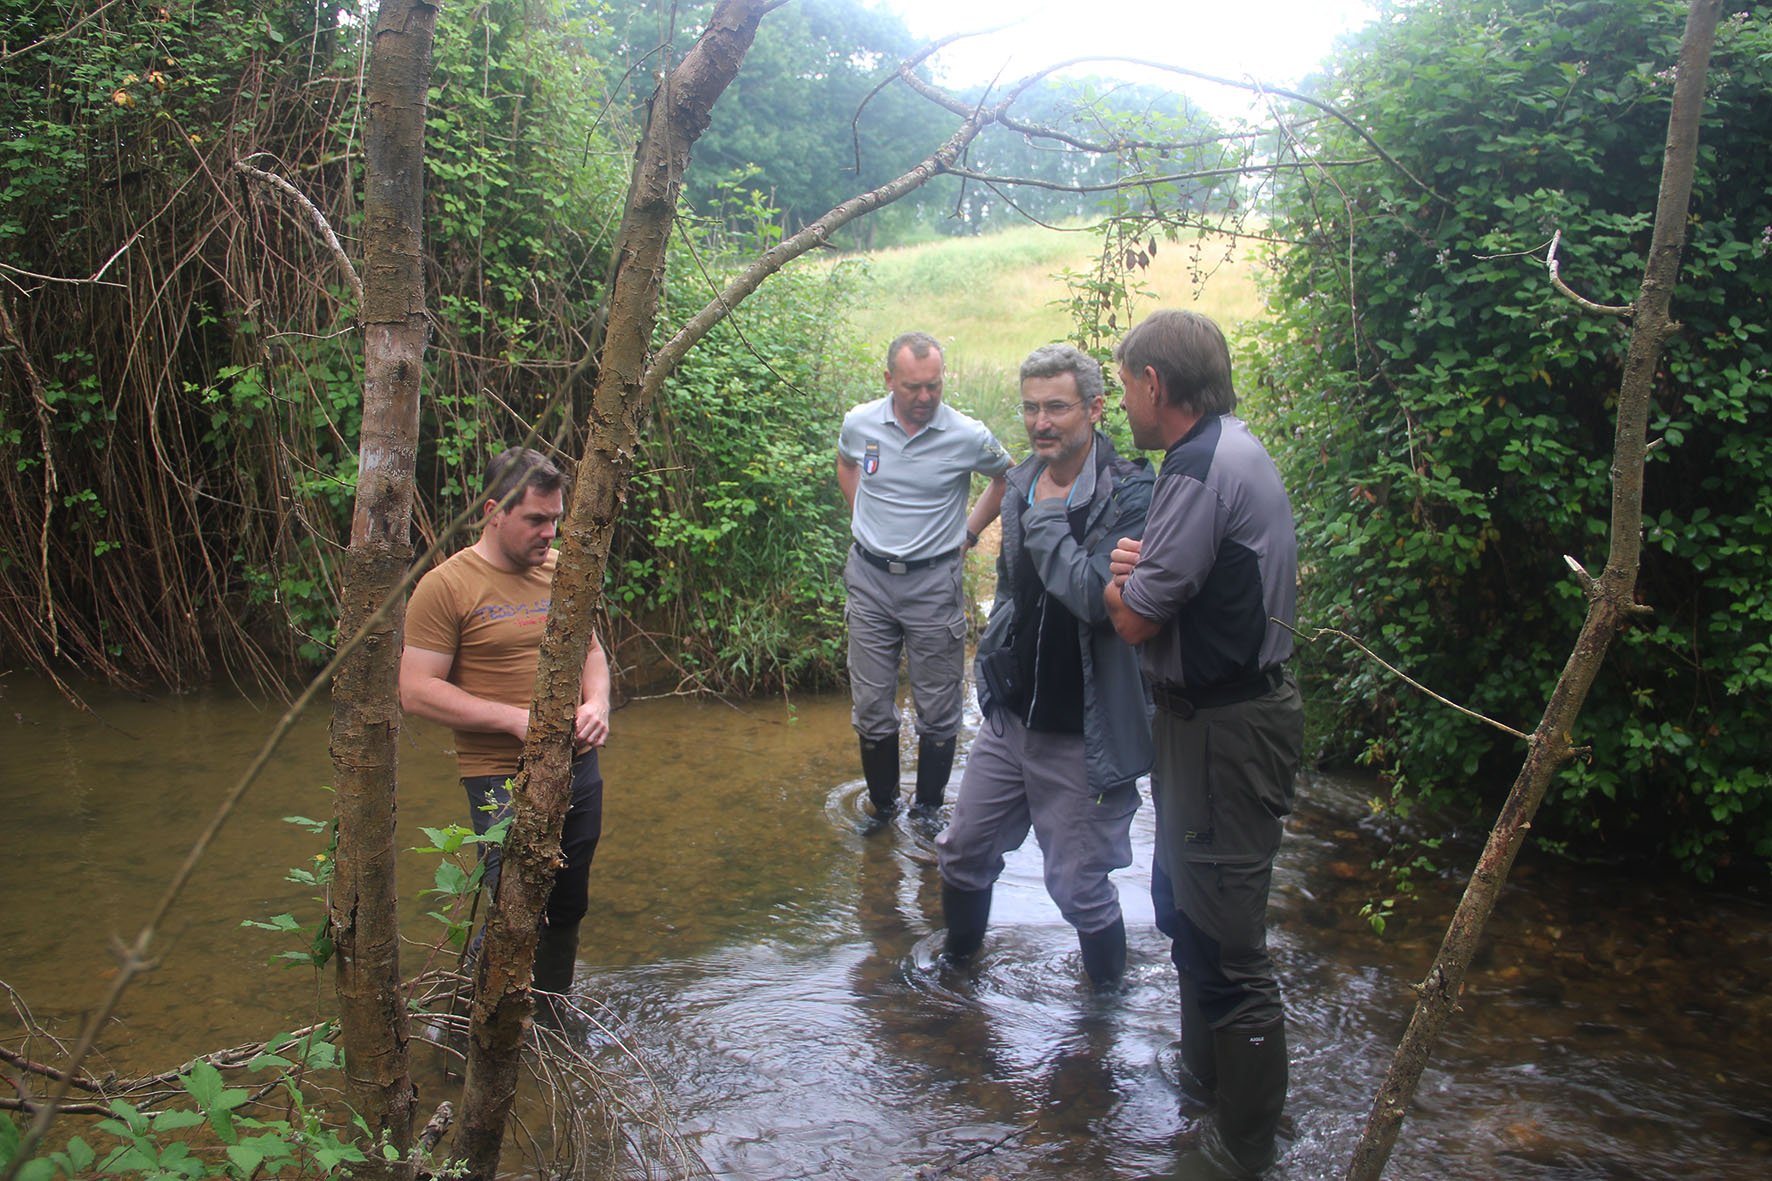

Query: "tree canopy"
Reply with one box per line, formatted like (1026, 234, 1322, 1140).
(596, 0, 1227, 244)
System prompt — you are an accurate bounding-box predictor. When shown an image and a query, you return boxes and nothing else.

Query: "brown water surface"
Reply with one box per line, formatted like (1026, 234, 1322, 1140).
(2, 674, 1769, 1178)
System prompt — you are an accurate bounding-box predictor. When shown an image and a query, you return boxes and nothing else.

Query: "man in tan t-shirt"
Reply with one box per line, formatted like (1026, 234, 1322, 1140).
(400, 447, 611, 998)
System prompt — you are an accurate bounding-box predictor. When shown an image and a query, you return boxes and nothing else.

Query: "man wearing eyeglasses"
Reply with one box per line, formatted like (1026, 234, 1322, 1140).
(933, 343, 1154, 989)
(838, 332, 1012, 827)
(1104, 309, 1303, 1175)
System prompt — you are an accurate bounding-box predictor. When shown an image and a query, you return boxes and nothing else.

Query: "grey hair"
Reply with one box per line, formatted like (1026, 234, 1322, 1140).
(886, 331, 943, 372)
(1019, 343, 1105, 403)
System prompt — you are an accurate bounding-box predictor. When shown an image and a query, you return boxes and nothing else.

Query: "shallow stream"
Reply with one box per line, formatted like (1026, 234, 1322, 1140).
(3, 675, 1769, 1178)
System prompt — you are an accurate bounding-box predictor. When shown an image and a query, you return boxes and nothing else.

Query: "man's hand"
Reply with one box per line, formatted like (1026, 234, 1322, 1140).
(1108, 536, 1143, 588)
(573, 698, 610, 752)
(576, 631, 613, 753)
(1103, 536, 1161, 644)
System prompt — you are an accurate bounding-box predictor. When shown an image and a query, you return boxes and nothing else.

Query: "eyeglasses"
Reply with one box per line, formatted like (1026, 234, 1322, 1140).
(1020, 399, 1087, 419)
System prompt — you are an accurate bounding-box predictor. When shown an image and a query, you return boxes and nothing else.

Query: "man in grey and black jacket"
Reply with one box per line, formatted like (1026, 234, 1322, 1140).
(935, 343, 1154, 989)
(1105, 309, 1304, 1177)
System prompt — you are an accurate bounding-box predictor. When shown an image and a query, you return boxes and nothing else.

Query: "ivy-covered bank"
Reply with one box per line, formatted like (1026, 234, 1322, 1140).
(1248, 0, 1771, 880)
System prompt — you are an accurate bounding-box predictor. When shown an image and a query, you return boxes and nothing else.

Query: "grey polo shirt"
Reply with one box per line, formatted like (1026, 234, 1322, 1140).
(839, 396, 1012, 561)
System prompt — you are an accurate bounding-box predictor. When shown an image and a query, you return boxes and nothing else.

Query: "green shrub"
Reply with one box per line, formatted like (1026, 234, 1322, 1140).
(608, 217, 864, 694)
(1247, 0, 1772, 879)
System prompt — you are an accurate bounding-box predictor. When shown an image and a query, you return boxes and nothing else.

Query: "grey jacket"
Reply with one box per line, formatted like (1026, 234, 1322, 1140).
(976, 430, 1155, 793)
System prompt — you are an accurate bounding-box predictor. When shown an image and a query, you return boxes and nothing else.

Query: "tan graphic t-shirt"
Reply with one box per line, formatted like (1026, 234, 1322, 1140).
(405, 546, 556, 777)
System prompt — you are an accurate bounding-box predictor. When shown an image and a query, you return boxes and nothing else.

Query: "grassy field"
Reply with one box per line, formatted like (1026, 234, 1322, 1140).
(813, 222, 1268, 437)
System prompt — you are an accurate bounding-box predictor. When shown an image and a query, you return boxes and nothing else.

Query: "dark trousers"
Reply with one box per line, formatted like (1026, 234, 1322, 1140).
(463, 750, 604, 935)
(1149, 674, 1303, 1031)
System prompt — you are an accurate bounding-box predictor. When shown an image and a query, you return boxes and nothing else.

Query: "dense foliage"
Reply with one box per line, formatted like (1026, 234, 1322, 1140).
(0, 0, 355, 685)
(614, 215, 862, 693)
(1, 0, 864, 696)
(0, 0, 621, 682)
(1247, 0, 1772, 879)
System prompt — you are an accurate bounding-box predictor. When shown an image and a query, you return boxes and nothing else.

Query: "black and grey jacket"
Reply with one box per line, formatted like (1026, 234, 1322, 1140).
(975, 430, 1155, 793)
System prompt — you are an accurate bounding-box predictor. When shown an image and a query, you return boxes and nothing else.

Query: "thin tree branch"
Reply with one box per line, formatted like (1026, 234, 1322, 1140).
(940, 157, 1377, 193)
(1546, 229, 1634, 317)
(233, 158, 365, 306)
(1289, 622, 1533, 742)
(646, 115, 991, 402)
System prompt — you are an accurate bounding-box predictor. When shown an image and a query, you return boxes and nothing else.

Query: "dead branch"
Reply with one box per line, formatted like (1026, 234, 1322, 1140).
(417, 1102, 453, 1154)
(234, 158, 365, 306)
(0, 1047, 107, 1094)
(939, 157, 1378, 193)
(1546, 228, 1634, 317)
(1289, 623, 1532, 743)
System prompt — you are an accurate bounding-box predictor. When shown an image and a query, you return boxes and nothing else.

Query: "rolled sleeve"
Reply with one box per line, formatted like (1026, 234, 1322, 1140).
(1122, 475, 1223, 624)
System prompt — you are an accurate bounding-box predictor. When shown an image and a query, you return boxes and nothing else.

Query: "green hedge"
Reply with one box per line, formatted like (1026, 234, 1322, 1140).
(1247, 0, 1772, 879)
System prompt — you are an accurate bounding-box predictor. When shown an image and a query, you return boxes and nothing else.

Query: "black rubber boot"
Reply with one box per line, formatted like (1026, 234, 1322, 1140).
(531, 922, 581, 995)
(859, 731, 901, 819)
(531, 923, 582, 1031)
(1212, 1017, 1287, 1176)
(1177, 975, 1218, 1101)
(1076, 917, 1127, 991)
(911, 734, 956, 816)
(940, 881, 993, 964)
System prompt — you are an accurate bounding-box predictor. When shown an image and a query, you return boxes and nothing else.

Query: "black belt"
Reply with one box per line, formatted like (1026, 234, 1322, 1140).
(1151, 666, 1285, 719)
(852, 542, 960, 574)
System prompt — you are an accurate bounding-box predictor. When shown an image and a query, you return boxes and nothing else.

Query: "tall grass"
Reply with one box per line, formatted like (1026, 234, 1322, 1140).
(812, 222, 1267, 441)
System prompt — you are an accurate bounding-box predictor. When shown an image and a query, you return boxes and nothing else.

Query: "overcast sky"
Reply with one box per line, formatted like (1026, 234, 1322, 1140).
(871, 0, 1380, 114)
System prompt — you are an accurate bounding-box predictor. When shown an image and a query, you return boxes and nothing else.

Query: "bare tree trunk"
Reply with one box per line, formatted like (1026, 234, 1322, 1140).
(1345, 3, 1724, 1177)
(452, 3, 767, 1176)
(328, 0, 437, 1171)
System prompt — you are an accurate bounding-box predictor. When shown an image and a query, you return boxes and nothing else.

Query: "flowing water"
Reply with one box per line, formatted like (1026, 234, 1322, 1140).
(3, 673, 1769, 1179)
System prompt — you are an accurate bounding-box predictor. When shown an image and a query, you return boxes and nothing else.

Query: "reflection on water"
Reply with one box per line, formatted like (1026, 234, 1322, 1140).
(3, 675, 1769, 1178)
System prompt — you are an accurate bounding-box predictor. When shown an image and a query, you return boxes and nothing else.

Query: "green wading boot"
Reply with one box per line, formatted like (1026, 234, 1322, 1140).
(859, 732, 902, 830)
(1210, 1017, 1288, 1176)
(940, 881, 993, 964)
(910, 734, 956, 819)
(1076, 917, 1127, 991)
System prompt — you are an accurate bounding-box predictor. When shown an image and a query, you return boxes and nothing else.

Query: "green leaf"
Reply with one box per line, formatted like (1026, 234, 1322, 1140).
(150, 1110, 205, 1132)
(227, 1142, 272, 1175)
(181, 1060, 226, 1108)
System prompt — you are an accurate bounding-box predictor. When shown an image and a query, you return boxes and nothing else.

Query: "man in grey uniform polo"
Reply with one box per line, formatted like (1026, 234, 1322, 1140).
(838, 331, 1011, 825)
(1104, 310, 1304, 1176)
